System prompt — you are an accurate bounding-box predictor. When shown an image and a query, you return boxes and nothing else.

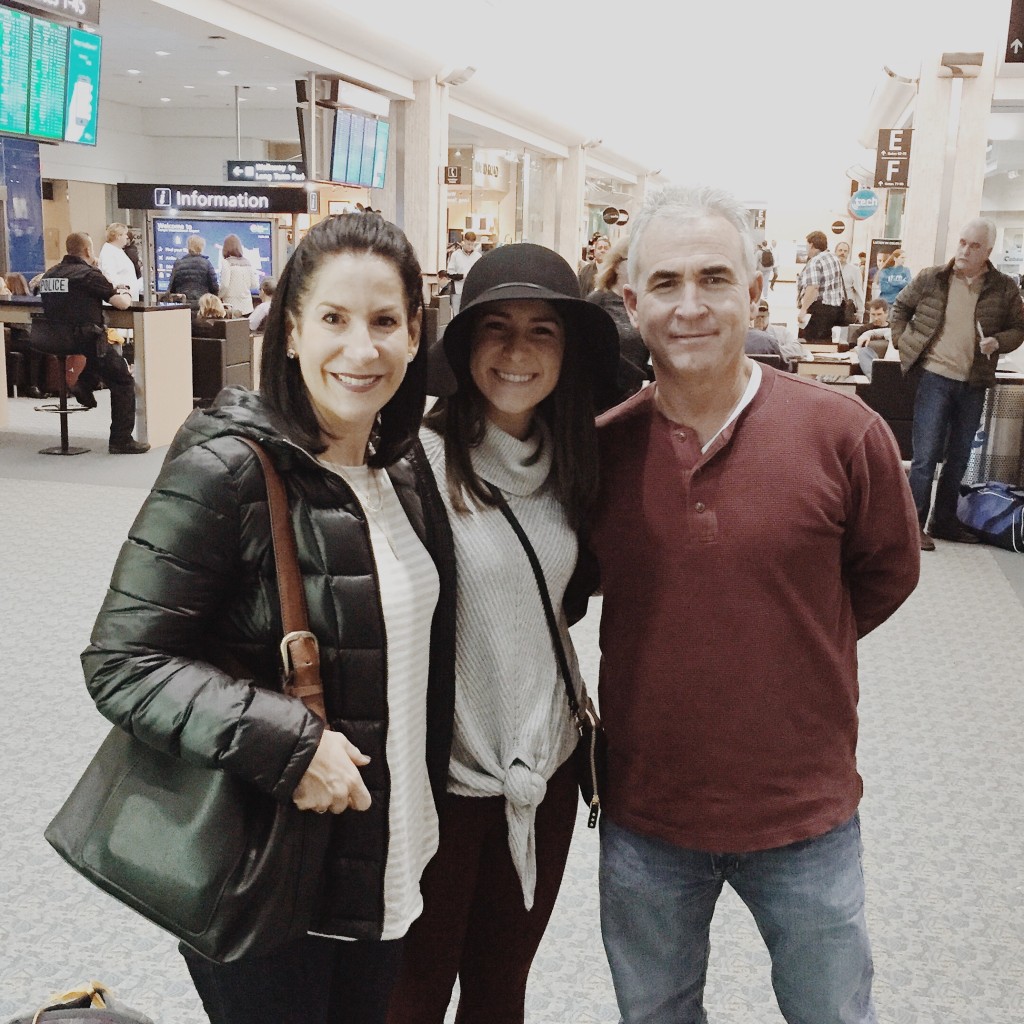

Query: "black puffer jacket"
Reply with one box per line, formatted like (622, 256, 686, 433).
(891, 260, 1024, 387)
(168, 253, 219, 302)
(81, 388, 457, 940)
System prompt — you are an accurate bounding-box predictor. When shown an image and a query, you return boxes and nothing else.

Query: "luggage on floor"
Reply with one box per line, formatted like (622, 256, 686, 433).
(3, 980, 154, 1023)
(957, 481, 1024, 552)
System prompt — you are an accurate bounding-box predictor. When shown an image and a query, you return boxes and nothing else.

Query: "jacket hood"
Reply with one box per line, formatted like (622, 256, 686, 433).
(169, 387, 314, 471)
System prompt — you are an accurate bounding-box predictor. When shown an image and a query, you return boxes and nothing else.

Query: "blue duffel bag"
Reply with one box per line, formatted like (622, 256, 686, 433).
(957, 481, 1024, 552)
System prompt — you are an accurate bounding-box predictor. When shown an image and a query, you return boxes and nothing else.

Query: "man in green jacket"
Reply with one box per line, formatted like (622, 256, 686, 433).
(891, 218, 1024, 549)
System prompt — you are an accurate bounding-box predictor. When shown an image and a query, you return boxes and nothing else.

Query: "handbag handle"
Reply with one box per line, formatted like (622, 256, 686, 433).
(238, 439, 327, 723)
(483, 482, 582, 723)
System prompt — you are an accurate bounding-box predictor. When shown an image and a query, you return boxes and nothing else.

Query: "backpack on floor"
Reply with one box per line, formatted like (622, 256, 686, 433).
(956, 481, 1024, 552)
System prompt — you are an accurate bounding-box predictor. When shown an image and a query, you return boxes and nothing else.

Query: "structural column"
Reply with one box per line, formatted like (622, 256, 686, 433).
(395, 78, 448, 278)
(555, 146, 586, 267)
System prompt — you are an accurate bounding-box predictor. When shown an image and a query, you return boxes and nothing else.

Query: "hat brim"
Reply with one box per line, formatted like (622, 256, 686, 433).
(434, 284, 621, 404)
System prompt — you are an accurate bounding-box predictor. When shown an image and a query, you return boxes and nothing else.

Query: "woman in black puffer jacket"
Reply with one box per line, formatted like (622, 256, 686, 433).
(81, 213, 456, 1024)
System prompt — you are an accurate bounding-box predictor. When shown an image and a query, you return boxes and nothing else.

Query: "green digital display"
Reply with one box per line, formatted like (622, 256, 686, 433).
(0, 10, 100, 146)
(0, 7, 31, 136)
(27, 16, 69, 140)
(64, 27, 101, 145)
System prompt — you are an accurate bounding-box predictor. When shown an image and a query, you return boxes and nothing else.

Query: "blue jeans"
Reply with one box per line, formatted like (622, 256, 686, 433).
(907, 369, 986, 532)
(599, 815, 876, 1024)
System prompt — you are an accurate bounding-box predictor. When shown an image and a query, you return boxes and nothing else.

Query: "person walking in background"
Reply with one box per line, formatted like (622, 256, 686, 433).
(217, 233, 259, 314)
(446, 231, 482, 316)
(592, 185, 919, 1024)
(835, 240, 865, 322)
(79, 214, 457, 1024)
(891, 217, 1024, 549)
(578, 234, 611, 296)
(876, 249, 913, 306)
(387, 244, 618, 1024)
(797, 230, 845, 342)
(587, 236, 652, 400)
(97, 223, 141, 301)
(757, 240, 775, 299)
(168, 235, 219, 307)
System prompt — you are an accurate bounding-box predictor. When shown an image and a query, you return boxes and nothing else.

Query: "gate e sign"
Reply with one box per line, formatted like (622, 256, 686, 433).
(874, 129, 912, 189)
(1008, 0, 1024, 62)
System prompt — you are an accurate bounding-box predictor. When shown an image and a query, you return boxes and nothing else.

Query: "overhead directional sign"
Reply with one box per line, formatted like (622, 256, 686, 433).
(226, 160, 306, 184)
(1008, 0, 1024, 62)
(874, 129, 912, 189)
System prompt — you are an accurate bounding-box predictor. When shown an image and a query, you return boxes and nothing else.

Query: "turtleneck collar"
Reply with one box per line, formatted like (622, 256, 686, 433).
(470, 418, 553, 497)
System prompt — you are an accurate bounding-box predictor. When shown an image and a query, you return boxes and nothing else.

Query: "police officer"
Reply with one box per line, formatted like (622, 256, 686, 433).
(38, 232, 150, 454)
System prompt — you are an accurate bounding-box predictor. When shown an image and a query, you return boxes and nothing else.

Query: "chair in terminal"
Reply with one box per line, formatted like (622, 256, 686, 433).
(748, 352, 786, 372)
(854, 359, 918, 459)
(28, 315, 93, 456)
(191, 317, 253, 407)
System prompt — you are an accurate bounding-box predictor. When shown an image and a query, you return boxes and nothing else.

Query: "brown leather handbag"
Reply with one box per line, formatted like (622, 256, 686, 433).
(45, 439, 331, 963)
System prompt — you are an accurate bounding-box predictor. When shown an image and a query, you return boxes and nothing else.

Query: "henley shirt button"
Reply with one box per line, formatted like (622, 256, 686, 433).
(695, 502, 706, 513)
(674, 430, 686, 440)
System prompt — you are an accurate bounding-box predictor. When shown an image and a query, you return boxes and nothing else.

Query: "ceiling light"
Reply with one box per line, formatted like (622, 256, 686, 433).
(454, 149, 462, 157)
(217, 70, 231, 76)
(155, 50, 170, 56)
(160, 97, 171, 102)
(183, 85, 195, 89)
(127, 69, 141, 75)
(266, 86, 278, 91)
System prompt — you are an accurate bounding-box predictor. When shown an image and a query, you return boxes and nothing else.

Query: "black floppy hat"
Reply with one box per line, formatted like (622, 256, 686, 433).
(428, 243, 620, 402)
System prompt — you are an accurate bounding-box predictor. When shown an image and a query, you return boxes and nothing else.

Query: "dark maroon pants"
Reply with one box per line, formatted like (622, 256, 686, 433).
(387, 755, 579, 1024)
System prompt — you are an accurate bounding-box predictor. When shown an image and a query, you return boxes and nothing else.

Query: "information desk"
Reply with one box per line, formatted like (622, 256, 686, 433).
(0, 298, 192, 445)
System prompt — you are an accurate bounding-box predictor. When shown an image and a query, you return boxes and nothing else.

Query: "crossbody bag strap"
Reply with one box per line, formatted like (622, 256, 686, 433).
(483, 482, 581, 721)
(238, 438, 327, 723)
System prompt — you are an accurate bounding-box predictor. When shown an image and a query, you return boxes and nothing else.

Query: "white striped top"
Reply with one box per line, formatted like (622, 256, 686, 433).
(420, 422, 583, 909)
(316, 460, 440, 941)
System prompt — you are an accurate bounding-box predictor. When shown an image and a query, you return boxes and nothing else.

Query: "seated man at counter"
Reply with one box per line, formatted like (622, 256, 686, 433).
(38, 232, 150, 455)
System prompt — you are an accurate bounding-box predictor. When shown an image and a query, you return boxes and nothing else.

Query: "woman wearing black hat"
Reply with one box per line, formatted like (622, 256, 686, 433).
(387, 244, 619, 1024)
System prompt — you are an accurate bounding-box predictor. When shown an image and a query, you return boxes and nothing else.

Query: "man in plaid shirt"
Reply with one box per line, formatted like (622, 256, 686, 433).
(798, 231, 845, 342)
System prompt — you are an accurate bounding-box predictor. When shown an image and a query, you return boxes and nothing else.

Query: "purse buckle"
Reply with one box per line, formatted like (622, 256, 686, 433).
(280, 629, 319, 679)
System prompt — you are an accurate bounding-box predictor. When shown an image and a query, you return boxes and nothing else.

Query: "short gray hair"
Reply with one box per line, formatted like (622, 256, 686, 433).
(961, 217, 996, 250)
(628, 185, 758, 288)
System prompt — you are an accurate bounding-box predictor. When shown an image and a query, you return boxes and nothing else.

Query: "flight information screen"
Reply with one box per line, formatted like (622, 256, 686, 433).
(0, 7, 31, 136)
(27, 17, 69, 141)
(0, 11, 101, 146)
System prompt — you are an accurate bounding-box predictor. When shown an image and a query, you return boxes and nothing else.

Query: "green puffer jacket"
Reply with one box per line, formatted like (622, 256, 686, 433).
(81, 387, 457, 940)
(890, 260, 1024, 387)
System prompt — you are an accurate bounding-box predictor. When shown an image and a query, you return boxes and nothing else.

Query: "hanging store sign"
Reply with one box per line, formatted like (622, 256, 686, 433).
(874, 129, 913, 189)
(117, 182, 311, 214)
(831, 219, 846, 234)
(9, 0, 101, 28)
(849, 189, 880, 220)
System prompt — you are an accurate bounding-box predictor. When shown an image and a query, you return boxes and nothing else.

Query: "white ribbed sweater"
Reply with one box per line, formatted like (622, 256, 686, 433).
(420, 422, 583, 908)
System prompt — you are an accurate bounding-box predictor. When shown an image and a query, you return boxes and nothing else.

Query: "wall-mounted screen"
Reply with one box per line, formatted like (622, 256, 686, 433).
(153, 218, 273, 295)
(0, 8, 101, 146)
(330, 112, 389, 188)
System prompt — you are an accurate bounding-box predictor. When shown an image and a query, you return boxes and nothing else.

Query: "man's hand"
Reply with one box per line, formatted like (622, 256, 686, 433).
(292, 729, 372, 815)
(979, 336, 999, 356)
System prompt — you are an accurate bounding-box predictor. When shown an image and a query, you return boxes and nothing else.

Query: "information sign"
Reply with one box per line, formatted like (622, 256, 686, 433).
(64, 26, 100, 144)
(27, 16, 68, 141)
(849, 189, 880, 220)
(0, 7, 31, 136)
(13, 0, 102, 30)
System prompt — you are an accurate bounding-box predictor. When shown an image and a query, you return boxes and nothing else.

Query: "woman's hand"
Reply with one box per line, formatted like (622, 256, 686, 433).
(292, 730, 372, 815)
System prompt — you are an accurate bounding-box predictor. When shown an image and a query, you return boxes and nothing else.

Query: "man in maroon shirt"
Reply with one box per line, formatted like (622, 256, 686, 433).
(591, 186, 919, 1024)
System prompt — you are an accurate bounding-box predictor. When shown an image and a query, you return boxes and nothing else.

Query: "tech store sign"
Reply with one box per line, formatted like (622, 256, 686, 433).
(116, 183, 312, 214)
(848, 189, 880, 221)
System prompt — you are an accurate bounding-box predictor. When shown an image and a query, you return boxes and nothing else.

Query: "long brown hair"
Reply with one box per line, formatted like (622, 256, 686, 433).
(423, 304, 599, 531)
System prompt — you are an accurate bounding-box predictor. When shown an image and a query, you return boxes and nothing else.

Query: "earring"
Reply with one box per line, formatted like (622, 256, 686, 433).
(286, 349, 297, 359)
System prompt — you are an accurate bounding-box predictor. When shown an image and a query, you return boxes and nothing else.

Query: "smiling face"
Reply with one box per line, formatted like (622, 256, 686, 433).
(469, 299, 565, 439)
(624, 214, 759, 387)
(287, 252, 420, 464)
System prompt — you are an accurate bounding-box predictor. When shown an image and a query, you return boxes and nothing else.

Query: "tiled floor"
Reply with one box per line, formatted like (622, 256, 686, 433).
(2, 401, 1022, 1023)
